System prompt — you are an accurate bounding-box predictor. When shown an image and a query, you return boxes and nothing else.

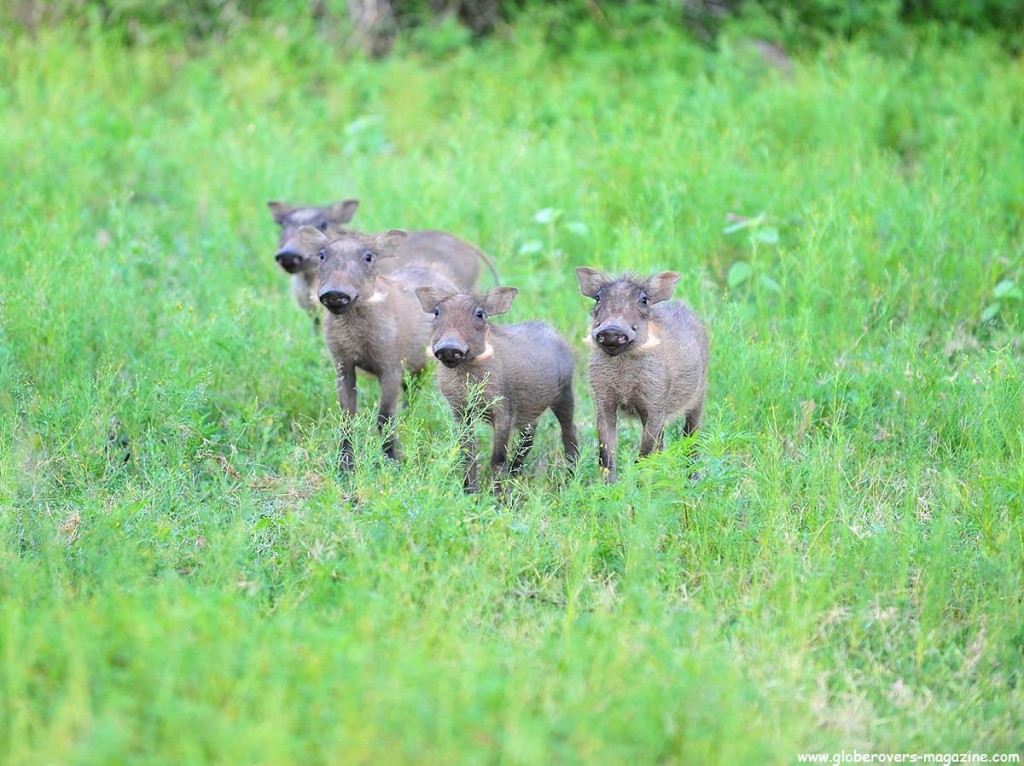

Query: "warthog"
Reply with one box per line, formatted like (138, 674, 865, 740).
(575, 267, 709, 483)
(298, 225, 458, 471)
(268, 199, 498, 320)
(416, 286, 578, 495)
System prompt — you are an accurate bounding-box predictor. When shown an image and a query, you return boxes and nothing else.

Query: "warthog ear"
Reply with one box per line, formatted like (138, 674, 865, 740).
(483, 286, 518, 316)
(575, 267, 608, 299)
(645, 271, 681, 304)
(268, 201, 294, 224)
(415, 286, 454, 313)
(297, 226, 330, 253)
(327, 199, 359, 224)
(371, 229, 408, 257)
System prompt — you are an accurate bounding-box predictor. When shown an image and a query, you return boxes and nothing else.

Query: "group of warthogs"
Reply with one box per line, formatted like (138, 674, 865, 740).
(268, 198, 710, 494)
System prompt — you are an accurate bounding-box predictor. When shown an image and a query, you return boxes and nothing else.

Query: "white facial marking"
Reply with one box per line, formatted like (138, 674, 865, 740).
(474, 342, 495, 362)
(363, 289, 388, 304)
(582, 333, 594, 345)
(638, 325, 661, 350)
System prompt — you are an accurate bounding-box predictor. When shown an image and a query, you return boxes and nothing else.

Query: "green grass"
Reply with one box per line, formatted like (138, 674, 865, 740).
(2, 17, 1023, 764)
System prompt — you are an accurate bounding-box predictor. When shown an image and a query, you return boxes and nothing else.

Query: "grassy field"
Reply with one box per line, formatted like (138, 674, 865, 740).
(1, 16, 1023, 764)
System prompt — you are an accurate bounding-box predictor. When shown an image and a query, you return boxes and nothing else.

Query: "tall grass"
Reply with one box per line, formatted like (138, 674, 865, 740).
(1, 18, 1022, 764)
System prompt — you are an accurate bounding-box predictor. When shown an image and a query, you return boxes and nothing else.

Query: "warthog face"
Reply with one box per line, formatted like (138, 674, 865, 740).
(575, 268, 681, 356)
(268, 199, 359, 274)
(416, 287, 518, 368)
(296, 226, 408, 315)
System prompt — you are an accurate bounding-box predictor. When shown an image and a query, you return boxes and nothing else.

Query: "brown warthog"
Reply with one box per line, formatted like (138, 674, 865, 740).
(297, 225, 458, 471)
(575, 268, 709, 483)
(416, 286, 578, 495)
(268, 198, 498, 320)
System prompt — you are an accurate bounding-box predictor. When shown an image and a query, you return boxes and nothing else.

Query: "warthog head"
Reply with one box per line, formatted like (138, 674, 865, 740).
(297, 226, 408, 315)
(575, 268, 681, 356)
(415, 286, 518, 368)
(268, 199, 359, 274)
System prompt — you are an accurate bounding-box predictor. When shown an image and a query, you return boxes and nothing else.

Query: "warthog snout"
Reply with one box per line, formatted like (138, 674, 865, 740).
(275, 249, 305, 273)
(319, 288, 357, 314)
(594, 323, 636, 355)
(434, 339, 469, 368)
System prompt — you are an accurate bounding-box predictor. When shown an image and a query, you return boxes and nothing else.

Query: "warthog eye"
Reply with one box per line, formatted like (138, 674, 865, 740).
(363, 250, 374, 264)
(318, 248, 326, 261)
(432, 307, 440, 317)
(474, 308, 486, 320)
(316, 221, 328, 232)
(594, 292, 601, 303)
(640, 292, 649, 306)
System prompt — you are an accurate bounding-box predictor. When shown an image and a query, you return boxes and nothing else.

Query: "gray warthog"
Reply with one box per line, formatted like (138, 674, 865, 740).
(576, 267, 709, 483)
(299, 225, 458, 471)
(416, 286, 578, 495)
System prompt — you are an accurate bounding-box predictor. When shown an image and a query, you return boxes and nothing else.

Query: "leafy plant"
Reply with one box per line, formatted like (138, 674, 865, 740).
(723, 213, 783, 298)
(981, 278, 1022, 324)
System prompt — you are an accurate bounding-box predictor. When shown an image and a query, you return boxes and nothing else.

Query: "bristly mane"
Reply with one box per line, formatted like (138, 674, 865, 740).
(325, 229, 370, 247)
(609, 271, 643, 289)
